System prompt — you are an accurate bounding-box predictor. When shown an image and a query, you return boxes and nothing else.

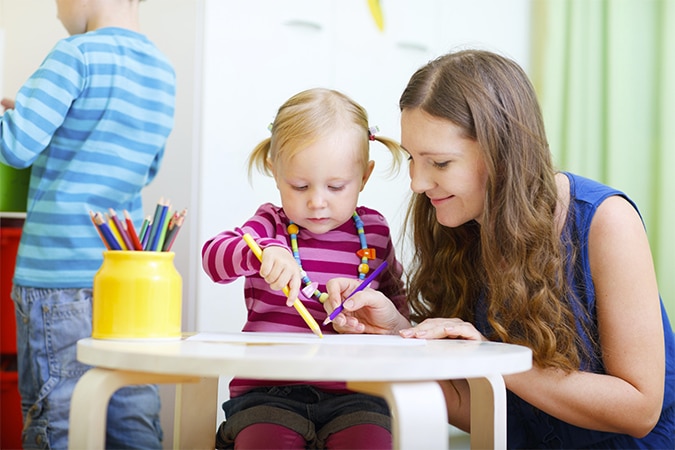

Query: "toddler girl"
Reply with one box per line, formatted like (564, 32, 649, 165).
(202, 88, 407, 449)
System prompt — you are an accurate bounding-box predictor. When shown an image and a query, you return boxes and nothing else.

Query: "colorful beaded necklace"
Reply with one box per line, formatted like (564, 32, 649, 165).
(288, 212, 375, 303)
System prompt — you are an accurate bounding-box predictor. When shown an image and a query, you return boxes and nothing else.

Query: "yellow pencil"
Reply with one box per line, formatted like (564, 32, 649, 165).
(106, 212, 128, 250)
(242, 233, 323, 338)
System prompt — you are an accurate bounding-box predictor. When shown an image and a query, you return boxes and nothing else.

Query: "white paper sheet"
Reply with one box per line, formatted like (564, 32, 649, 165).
(186, 332, 426, 346)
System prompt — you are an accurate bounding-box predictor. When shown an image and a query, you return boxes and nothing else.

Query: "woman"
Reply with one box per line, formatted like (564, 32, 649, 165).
(325, 49, 675, 448)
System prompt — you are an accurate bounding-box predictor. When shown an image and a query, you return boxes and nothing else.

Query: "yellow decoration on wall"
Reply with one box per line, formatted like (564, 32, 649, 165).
(367, 0, 384, 32)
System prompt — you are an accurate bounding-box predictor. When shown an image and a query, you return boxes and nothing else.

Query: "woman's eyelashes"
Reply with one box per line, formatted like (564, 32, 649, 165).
(406, 154, 451, 169)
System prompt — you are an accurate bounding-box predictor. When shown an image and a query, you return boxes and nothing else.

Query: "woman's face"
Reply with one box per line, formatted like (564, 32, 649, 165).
(401, 108, 488, 227)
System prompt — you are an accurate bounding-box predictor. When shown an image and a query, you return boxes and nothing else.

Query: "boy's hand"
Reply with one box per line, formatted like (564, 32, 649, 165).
(259, 246, 302, 306)
(1, 98, 15, 111)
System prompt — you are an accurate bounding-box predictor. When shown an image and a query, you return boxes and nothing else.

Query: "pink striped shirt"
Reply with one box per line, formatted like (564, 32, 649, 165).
(201, 202, 407, 396)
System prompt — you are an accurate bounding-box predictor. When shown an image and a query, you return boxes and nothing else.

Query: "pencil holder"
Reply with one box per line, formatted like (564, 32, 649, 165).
(92, 251, 182, 340)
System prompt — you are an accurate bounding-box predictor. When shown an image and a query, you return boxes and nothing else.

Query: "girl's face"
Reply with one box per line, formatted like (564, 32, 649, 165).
(273, 126, 374, 234)
(401, 108, 488, 227)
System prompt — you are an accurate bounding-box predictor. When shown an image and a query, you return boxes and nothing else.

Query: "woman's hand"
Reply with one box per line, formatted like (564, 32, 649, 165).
(325, 277, 410, 334)
(259, 246, 302, 306)
(400, 318, 487, 341)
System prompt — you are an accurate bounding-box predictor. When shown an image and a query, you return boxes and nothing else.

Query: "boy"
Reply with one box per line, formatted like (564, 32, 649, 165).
(0, 0, 175, 448)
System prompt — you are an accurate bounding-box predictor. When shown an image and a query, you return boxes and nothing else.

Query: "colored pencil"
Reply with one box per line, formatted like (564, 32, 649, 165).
(144, 198, 164, 250)
(105, 212, 128, 250)
(108, 209, 133, 251)
(139, 216, 152, 248)
(323, 260, 389, 325)
(156, 209, 174, 251)
(123, 210, 144, 251)
(162, 209, 186, 252)
(89, 200, 187, 253)
(147, 199, 169, 251)
(89, 210, 111, 250)
(242, 233, 323, 338)
(92, 212, 122, 250)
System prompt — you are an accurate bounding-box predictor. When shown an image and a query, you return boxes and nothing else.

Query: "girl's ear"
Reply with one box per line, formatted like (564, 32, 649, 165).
(268, 158, 282, 189)
(360, 160, 375, 192)
(266, 158, 275, 176)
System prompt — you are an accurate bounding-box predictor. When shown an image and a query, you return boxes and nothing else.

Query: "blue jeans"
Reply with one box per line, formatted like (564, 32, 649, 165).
(12, 286, 163, 450)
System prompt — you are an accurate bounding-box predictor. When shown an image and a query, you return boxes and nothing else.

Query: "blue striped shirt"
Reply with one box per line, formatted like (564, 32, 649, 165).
(0, 27, 175, 288)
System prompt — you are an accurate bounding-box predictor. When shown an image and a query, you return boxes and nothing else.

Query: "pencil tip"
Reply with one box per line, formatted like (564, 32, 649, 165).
(322, 318, 331, 326)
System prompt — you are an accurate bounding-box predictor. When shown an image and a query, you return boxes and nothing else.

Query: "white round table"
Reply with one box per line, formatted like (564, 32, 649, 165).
(69, 333, 531, 449)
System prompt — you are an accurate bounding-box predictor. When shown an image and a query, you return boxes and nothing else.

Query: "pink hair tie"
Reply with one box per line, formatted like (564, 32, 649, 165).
(368, 125, 379, 141)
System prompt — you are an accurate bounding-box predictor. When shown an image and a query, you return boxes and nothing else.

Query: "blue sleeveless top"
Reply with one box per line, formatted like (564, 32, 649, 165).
(489, 173, 675, 448)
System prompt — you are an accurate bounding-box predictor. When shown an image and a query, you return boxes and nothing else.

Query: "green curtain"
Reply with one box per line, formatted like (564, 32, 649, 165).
(530, 0, 675, 323)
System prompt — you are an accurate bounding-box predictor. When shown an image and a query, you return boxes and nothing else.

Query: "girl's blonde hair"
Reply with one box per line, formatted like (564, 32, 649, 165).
(248, 88, 403, 177)
(400, 50, 590, 371)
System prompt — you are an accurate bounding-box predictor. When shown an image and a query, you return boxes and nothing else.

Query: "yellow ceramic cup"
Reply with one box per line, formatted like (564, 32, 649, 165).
(92, 251, 182, 340)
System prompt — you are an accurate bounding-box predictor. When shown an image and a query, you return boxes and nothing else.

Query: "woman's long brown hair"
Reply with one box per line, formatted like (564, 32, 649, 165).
(400, 50, 587, 370)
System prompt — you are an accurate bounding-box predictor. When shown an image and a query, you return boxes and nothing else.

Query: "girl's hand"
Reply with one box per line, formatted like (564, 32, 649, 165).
(325, 277, 410, 334)
(399, 318, 487, 341)
(259, 246, 302, 306)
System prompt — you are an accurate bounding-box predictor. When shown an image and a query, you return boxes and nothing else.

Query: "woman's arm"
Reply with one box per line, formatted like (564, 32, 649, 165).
(506, 195, 665, 437)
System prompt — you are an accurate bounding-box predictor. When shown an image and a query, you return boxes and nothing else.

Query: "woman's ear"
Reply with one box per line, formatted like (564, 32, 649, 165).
(360, 160, 375, 191)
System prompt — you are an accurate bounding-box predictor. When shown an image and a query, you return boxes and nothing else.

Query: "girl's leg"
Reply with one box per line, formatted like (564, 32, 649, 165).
(235, 423, 306, 450)
(324, 423, 392, 450)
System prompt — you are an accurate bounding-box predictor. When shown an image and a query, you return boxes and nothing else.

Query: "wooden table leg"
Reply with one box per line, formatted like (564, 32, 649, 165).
(68, 368, 199, 450)
(467, 375, 507, 450)
(348, 380, 448, 450)
(174, 376, 219, 450)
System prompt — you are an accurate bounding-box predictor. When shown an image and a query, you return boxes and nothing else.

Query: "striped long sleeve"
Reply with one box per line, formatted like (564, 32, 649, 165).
(202, 202, 407, 333)
(0, 28, 175, 288)
(201, 202, 407, 395)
